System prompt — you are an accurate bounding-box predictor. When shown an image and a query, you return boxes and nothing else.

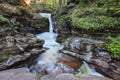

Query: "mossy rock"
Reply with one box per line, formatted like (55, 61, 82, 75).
(17, 6, 33, 17)
(0, 51, 9, 62)
(4, 0, 21, 5)
(0, 3, 21, 15)
(0, 30, 6, 36)
(0, 15, 9, 24)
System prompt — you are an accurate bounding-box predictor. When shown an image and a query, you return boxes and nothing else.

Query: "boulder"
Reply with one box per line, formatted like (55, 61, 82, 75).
(40, 73, 112, 80)
(0, 68, 37, 80)
(64, 37, 104, 53)
(30, 62, 75, 75)
(62, 37, 104, 61)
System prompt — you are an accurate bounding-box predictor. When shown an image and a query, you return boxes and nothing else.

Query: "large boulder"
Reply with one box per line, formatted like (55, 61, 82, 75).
(0, 68, 37, 80)
(64, 37, 104, 53)
(62, 37, 104, 61)
(30, 62, 75, 75)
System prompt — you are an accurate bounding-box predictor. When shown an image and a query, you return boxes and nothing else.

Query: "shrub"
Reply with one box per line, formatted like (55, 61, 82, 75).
(106, 36, 120, 58)
(71, 7, 107, 17)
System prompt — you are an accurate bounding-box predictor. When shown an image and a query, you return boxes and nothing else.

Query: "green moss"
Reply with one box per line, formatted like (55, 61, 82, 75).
(75, 73, 81, 78)
(106, 36, 120, 58)
(0, 15, 9, 23)
(108, 7, 120, 16)
(71, 15, 120, 31)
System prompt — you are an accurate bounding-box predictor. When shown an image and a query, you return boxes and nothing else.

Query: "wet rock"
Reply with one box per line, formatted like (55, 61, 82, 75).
(57, 54, 82, 70)
(30, 62, 75, 75)
(0, 68, 37, 80)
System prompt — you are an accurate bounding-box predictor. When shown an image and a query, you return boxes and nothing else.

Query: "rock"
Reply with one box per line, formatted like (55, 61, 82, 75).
(90, 59, 109, 69)
(89, 51, 120, 80)
(56, 73, 78, 80)
(90, 60, 120, 80)
(40, 73, 112, 80)
(40, 74, 56, 80)
(60, 50, 93, 62)
(0, 34, 45, 70)
(57, 54, 82, 70)
(61, 37, 120, 80)
(63, 37, 104, 61)
(0, 68, 37, 80)
(77, 74, 112, 80)
(30, 62, 75, 75)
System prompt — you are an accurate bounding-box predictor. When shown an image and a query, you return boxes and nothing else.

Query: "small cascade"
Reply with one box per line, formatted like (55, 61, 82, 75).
(79, 61, 104, 77)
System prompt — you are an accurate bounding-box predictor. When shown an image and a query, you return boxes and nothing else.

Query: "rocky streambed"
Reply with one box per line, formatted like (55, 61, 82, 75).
(0, 3, 119, 79)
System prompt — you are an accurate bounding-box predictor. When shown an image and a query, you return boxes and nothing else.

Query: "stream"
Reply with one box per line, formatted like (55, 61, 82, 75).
(32, 13, 103, 77)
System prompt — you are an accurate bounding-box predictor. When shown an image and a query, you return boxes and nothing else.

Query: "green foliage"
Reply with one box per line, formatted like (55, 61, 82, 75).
(72, 7, 108, 17)
(108, 7, 120, 16)
(0, 15, 9, 23)
(58, 14, 70, 26)
(106, 36, 120, 58)
(71, 15, 120, 30)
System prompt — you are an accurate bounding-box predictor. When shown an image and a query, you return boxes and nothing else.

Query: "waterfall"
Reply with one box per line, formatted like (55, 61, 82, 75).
(36, 13, 59, 48)
(36, 13, 63, 63)
(35, 13, 104, 77)
(39, 13, 53, 33)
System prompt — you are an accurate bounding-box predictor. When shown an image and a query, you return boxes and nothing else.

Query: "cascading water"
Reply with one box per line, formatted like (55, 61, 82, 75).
(78, 61, 104, 77)
(36, 13, 63, 63)
(39, 13, 53, 33)
(36, 13, 103, 77)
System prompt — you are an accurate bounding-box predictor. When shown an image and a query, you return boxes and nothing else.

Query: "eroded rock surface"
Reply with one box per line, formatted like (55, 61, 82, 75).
(0, 33, 45, 70)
